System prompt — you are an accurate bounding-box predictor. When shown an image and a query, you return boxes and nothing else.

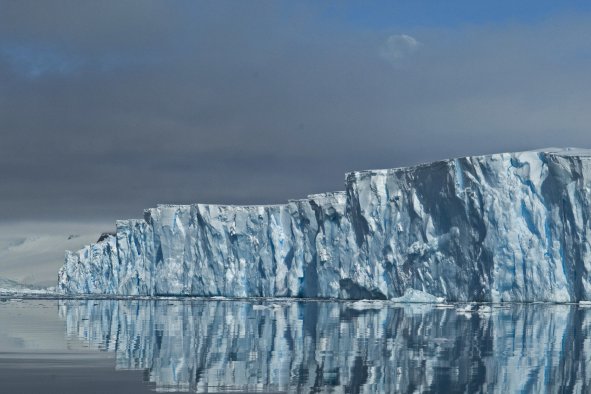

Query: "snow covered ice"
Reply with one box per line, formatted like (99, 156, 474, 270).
(58, 148, 591, 301)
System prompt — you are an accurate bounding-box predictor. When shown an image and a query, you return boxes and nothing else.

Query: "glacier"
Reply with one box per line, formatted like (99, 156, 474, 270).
(58, 148, 591, 302)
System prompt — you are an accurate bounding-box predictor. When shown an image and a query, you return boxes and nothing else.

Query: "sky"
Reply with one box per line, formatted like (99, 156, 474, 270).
(3, 1, 591, 226)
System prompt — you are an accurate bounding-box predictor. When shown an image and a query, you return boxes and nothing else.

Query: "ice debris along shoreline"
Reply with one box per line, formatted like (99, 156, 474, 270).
(58, 148, 591, 302)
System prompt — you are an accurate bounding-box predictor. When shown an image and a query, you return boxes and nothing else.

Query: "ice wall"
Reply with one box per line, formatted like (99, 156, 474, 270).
(58, 148, 591, 301)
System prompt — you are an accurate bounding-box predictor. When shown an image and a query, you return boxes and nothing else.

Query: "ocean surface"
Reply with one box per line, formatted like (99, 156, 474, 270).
(0, 297, 590, 393)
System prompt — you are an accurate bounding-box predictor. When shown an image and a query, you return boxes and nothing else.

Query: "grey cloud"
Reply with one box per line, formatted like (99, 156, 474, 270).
(1, 2, 591, 224)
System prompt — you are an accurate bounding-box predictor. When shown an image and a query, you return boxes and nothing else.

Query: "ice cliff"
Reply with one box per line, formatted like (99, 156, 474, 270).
(58, 148, 591, 301)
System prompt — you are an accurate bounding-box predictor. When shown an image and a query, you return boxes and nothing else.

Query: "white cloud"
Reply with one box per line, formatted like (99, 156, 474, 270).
(380, 34, 422, 63)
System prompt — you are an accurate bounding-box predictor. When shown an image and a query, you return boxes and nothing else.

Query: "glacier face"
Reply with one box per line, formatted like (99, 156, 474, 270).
(58, 148, 591, 301)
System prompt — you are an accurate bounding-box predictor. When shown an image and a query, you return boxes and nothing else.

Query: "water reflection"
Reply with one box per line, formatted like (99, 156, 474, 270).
(58, 299, 591, 392)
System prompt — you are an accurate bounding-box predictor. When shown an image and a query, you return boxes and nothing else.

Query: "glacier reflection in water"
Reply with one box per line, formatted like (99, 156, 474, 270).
(58, 299, 591, 393)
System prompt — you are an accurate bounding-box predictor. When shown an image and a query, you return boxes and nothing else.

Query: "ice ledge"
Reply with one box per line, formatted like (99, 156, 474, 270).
(345, 147, 591, 180)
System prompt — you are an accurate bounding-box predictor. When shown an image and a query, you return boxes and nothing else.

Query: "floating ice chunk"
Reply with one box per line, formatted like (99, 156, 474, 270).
(455, 303, 476, 313)
(390, 288, 445, 304)
(346, 300, 389, 310)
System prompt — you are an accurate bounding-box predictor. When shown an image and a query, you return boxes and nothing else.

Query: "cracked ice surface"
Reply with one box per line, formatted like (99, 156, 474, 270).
(58, 148, 591, 301)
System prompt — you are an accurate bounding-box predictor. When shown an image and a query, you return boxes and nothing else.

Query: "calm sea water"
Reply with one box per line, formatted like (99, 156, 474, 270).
(0, 298, 590, 393)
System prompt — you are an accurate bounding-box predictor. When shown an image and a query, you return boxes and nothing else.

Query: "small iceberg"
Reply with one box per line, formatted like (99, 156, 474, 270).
(390, 289, 445, 304)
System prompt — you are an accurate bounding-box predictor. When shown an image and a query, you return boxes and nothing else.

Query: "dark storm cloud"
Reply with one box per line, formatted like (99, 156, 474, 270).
(2, 1, 591, 222)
